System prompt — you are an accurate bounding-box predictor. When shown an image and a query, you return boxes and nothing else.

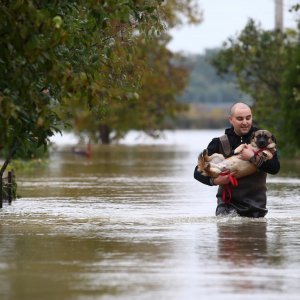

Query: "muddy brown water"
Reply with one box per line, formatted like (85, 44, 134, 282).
(0, 130, 299, 300)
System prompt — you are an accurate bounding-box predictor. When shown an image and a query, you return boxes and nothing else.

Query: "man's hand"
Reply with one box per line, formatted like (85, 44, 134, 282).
(238, 144, 255, 161)
(213, 174, 233, 185)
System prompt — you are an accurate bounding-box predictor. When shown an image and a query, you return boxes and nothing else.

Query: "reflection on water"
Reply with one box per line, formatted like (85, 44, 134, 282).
(217, 220, 268, 266)
(0, 130, 300, 300)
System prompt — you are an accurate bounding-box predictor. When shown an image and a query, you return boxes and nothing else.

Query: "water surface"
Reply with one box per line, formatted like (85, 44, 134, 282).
(0, 130, 300, 300)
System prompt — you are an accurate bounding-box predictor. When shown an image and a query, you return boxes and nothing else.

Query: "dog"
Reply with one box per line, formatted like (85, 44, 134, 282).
(198, 130, 277, 179)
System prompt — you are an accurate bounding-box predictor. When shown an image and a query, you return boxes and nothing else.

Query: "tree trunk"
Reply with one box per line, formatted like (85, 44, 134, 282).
(0, 141, 19, 207)
(0, 141, 19, 176)
(99, 125, 111, 144)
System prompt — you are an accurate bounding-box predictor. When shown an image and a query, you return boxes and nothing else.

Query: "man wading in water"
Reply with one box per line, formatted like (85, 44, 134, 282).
(194, 102, 280, 217)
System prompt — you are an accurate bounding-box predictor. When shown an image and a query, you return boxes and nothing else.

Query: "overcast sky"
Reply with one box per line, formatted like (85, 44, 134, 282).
(167, 0, 299, 54)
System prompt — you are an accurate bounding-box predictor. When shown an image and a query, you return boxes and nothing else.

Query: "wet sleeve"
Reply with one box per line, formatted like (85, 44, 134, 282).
(194, 165, 213, 186)
(258, 151, 280, 175)
(193, 137, 221, 186)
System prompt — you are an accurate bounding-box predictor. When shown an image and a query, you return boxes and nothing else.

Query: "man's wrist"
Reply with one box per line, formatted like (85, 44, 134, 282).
(209, 177, 215, 186)
(249, 155, 256, 164)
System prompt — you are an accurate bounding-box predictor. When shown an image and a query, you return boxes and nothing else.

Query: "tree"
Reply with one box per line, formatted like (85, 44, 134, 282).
(0, 0, 166, 174)
(66, 0, 203, 143)
(69, 33, 192, 143)
(178, 50, 250, 104)
(210, 19, 299, 155)
(280, 4, 300, 155)
(281, 38, 300, 154)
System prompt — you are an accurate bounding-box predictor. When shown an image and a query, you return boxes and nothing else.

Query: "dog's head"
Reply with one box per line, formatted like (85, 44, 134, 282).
(251, 130, 276, 150)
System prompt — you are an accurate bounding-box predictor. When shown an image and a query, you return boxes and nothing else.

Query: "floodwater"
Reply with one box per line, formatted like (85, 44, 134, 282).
(0, 130, 300, 300)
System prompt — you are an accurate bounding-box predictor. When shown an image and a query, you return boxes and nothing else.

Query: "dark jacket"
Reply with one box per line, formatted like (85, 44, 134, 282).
(194, 126, 280, 217)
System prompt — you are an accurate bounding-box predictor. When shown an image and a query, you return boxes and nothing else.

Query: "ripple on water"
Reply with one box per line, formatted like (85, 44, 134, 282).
(1, 137, 300, 300)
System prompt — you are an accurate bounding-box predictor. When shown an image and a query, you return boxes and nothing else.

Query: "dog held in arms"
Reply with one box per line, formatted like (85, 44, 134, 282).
(198, 130, 277, 179)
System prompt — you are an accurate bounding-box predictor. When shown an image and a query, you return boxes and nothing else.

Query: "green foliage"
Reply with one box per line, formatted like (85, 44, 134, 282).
(0, 0, 203, 158)
(281, 45, 300, 156)
(61, 0, 202, 143)
(127, 35, 189, 133)
(0, 0, 166, 167)
(10, 157, 49, 173)
(0, 2, 63, 156)
(291, 4, 300, 11)
(67, 33, 194, 143)
(210, 19, 300, 156)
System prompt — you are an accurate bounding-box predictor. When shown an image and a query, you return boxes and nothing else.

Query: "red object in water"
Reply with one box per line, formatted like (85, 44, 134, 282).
(72, 143, 92, 158)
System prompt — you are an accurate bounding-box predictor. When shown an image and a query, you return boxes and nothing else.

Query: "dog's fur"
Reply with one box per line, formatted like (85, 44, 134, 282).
(198, 130, 276, 179)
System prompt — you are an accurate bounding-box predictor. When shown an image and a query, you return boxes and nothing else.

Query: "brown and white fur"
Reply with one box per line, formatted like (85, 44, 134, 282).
(198, 130, 277, 179)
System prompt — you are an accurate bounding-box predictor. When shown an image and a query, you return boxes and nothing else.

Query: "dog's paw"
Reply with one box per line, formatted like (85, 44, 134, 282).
(197, 150, 207, 172)
(267, 142, 276, 150)
(234, 143, 246, 154)
(261, 150, 273, 161)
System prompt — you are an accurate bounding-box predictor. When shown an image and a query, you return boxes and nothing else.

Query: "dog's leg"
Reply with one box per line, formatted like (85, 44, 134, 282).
(261, 150, 273, 160)
(204, 163, 221, 177)
(197, 150, 208, 172)
(234, 144, 246, 154)
(267, 143, 276, 149)
(202, 149, 212, 161)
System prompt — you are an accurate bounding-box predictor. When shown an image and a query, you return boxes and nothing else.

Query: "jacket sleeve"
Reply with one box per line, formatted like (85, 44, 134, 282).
(258, 151, 280, 175)
(194, 165, 213, 185)
(193, 137, 221, 186)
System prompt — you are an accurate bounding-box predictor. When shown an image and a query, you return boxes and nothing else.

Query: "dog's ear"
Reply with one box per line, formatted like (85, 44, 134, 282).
(251, 132, 256, 139)
(271, 134, 277, 144)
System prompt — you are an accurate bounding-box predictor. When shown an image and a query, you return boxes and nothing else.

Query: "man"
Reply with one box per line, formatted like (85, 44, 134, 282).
(194, 102, 280, 217)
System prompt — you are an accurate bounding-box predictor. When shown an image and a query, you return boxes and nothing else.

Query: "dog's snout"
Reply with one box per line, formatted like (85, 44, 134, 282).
(257, 141, 267, 148)
(256, 137, 268, 148)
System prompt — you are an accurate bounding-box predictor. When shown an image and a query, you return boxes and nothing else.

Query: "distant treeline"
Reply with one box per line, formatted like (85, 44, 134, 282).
(179, 49, 251, 105)
(175, 49, 251, 129)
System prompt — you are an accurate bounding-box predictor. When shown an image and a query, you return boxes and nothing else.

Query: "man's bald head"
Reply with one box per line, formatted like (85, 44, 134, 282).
(230, 102, 252, 116)
(229, 102, 253, 136)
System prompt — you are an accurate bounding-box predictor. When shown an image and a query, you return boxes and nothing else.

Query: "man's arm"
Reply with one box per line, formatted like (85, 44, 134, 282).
(194, 165, 214, 185)
(193, 137, 231, 186)
(259, 152, 280, 174)
(238, 144, 280, 175)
